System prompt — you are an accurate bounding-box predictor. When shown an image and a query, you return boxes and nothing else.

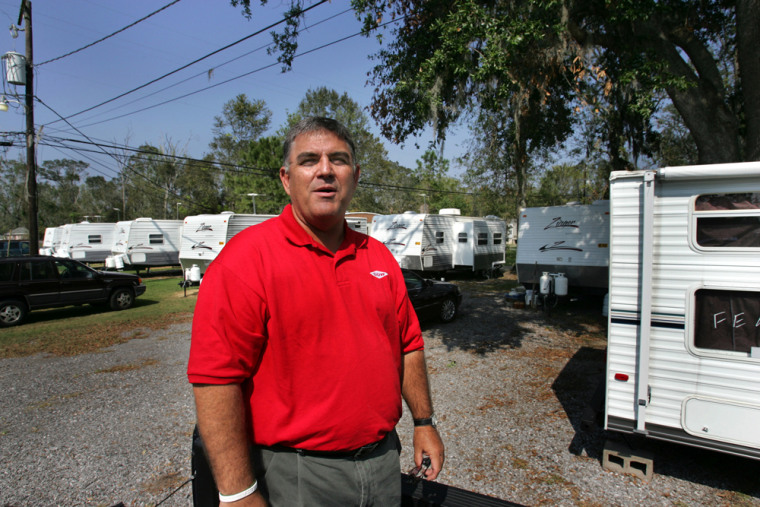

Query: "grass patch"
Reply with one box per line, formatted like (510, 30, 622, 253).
(0, 277, 196, 358)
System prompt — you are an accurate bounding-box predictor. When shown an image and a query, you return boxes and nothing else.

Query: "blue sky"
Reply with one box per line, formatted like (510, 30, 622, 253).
(0, 0, 467, 179)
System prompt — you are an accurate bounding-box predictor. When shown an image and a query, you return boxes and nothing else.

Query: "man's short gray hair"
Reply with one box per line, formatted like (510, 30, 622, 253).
(282, 117, 357, 172)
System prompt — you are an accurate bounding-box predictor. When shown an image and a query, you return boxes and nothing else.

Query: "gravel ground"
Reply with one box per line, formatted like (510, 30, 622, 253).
(1, 275, 759, 506)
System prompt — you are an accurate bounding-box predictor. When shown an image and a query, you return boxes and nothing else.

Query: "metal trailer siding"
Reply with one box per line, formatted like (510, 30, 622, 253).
(420, 214, 455, 271)
(112, 219, 184, 267)
(370, 213, 454, 271)
(605, 164, 760, 458)
(370, 214, 425, 270)
(111, 221, 133, 257)
(346, 217, 368, 235)
(516, 201, 610, 289)
(40, 226, 63, 255)
(55, 223, 116, 263)
(451, 217, 507, 272)
(179, 214, 276, 274)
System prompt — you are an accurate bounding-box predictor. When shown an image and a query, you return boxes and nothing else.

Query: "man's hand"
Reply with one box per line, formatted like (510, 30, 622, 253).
(412, 425, 445, 480)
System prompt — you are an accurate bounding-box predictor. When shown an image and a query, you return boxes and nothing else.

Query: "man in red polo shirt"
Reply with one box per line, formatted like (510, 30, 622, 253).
(188, 117, 444, 506)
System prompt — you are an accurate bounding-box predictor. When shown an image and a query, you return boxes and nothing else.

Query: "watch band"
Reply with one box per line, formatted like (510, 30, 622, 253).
(413, 414, 437, 427)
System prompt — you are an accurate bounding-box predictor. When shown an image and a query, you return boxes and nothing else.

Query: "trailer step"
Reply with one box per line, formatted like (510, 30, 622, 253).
(602, 439, 654, 481)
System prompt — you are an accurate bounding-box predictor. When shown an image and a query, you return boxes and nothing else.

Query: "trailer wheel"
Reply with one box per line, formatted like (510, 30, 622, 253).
(109, 288, 134, 311)
(0, 299, 27, 327)
(439, 298, 458, 323)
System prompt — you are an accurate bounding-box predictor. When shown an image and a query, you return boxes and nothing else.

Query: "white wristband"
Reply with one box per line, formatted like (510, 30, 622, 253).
(218, 481, 258, 503)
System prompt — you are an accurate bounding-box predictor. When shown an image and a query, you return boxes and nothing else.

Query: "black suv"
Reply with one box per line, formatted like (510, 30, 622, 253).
(402, 269, 462, 323)
(0, 256, 147, 327)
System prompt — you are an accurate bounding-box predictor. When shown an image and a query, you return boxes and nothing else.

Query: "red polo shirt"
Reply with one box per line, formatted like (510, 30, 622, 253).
(188, 204, 424, 451)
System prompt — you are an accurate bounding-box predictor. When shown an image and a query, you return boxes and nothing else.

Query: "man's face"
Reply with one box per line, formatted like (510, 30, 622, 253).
(280, 129, 360, 232)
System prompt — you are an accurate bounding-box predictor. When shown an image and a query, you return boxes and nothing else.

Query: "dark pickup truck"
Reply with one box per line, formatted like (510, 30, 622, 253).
(0, 256, 146, 327)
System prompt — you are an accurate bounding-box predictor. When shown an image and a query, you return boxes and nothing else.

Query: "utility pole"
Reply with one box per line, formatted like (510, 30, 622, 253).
(18, 0, 37, 254)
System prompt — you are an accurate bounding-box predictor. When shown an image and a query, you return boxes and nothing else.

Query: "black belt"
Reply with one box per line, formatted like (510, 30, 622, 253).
(266, 433, 388, 459)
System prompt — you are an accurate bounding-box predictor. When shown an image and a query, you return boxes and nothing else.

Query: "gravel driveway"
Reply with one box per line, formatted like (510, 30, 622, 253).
(1, 276, 759, 506)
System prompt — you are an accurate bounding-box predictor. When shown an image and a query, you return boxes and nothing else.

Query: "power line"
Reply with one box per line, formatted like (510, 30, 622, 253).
(44, 0, 328, 126)
(68, 16, 401, 131)
(59, 7, 354, 127)
(40, 134, 216, 213)
(41, 138, 476, 198)
(36, 0, 183, 66)
(44, 136, 276, 176)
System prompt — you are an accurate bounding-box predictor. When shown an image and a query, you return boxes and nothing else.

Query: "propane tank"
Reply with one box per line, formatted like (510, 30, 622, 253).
(189, 264, 201, 282)
(554, 273, 568, 296)
(539, 272, 552, 295)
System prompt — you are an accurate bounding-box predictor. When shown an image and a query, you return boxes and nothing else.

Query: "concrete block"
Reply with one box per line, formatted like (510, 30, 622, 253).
(602, 439, 654, 481)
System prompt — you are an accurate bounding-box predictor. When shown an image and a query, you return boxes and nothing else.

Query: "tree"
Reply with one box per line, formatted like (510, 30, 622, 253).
(122, 141, 188, 220)
(176, 154, 224, 216)
(0, 158, 27, 234)
(210, 94, 272, 166)
(350, 1, 758, 165)
(37, 159, 88, 225)
(528, 162, 607, 207)
(221, 136, 287, 214)
(412, 149, 471, 214)
(78, 176, 121, 222)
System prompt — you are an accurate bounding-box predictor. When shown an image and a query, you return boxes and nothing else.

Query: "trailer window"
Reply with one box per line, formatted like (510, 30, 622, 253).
(477, 233, 488, 245)
(149, 234, 164, 245)
(694, 193, 760, 248)
(693, 289, 760, 353)
(88, 235, 102, 244)
(435, 231, 444, 244)
(458, 233, 468, 243)
(493, 233, 503, 245)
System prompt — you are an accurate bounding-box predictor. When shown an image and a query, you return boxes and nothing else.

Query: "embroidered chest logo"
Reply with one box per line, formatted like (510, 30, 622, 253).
(370, 271, 388, 279)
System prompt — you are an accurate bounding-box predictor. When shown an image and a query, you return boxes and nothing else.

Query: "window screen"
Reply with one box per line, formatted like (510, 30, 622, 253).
(149, 234, 164, 245)
(477, 233, 488, 245)
(458, 233, 468, 243)
(695, 193, 760, 248)
(88, 235, 102, 244)
(435, 231, 444, 244)
(494, 233, 503, 245)
(693, 289, 760, 353)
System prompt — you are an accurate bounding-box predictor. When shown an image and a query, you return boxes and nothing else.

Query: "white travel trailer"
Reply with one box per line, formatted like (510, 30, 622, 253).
(371, 212, 456, 272)
(179, 212, 276, 276)
(346, 212, 380, 235)
(39, 226, 64, 256)
(345, 216, 369, 235)
(371, 210, 507, 275)
(516, 200, 610, 291)
(604, 162, 760, 461)
(107, 218, 183, 269)
(450, 213, 507, 276)
(54, 222, 116, 263)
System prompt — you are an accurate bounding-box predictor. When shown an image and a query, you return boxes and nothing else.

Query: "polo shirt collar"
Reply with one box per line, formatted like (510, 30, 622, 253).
(279, 204, 366, 257)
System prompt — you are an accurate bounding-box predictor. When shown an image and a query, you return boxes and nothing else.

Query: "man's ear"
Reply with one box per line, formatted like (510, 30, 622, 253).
(279, 166, 291, 195)
(353, 164, 361, 185)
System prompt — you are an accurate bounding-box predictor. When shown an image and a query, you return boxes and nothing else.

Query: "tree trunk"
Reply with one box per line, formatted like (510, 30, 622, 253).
(737, 0, 760, 161)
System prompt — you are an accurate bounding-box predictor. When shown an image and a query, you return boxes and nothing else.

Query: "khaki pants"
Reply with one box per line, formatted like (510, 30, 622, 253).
(252, 430, 402, 507)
